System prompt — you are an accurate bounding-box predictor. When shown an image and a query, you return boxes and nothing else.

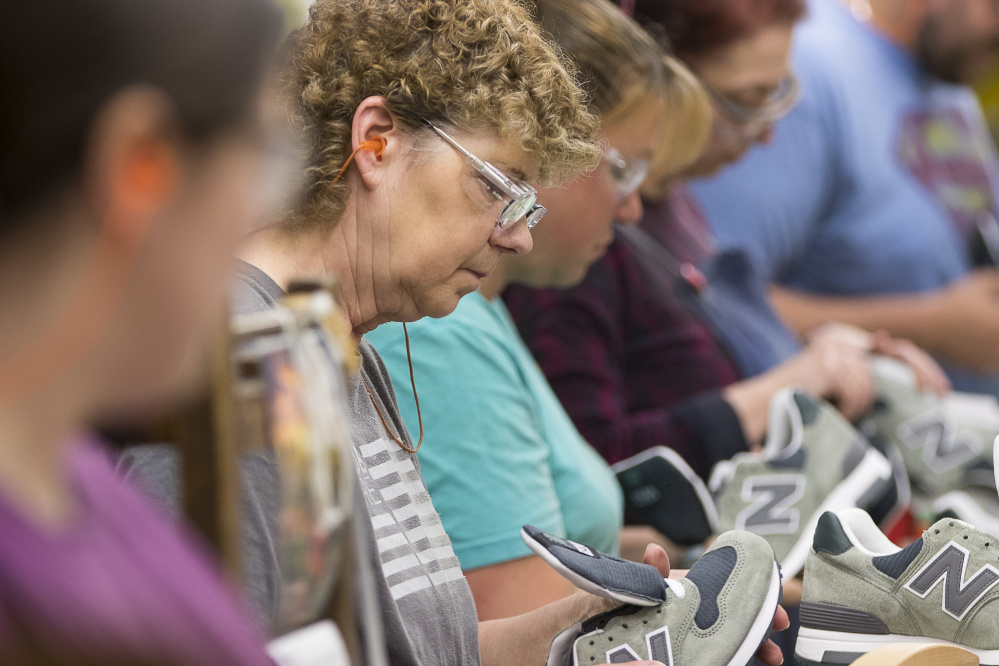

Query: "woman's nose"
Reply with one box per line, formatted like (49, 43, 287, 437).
(614, 190, 644, 226)
(492, 219, 533, 255)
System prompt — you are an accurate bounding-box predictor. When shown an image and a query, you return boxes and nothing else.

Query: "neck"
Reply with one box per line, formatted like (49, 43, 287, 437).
(0, 386, 81, 529)
(847, 0, 925, 49)
(240, 201, 395, 337)
(478, 261, 510, 301)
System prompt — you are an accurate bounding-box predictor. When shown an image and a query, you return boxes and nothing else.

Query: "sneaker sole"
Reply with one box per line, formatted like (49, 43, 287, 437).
(795, 627, 999, 665)
(727, 557, 782, 666)
(781, 448, 893, 577)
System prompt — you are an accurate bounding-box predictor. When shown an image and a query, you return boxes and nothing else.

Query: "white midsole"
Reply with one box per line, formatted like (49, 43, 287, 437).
(795, 627, 999, 664)
(781, 448, 893, 577)
(725, 558, 782, 666)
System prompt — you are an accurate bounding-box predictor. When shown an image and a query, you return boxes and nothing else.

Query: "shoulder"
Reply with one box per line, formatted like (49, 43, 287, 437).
(230, 262, 283, 315)
(371, 293, 517, 360)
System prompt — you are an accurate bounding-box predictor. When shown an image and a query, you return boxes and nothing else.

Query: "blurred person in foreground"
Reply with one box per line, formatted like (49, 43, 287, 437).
(0, 0, 283, 663)
(692, 0, 999, 395)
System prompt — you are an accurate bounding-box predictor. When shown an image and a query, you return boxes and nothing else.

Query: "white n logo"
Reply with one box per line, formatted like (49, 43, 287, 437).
(605, 627, 673, 665)
(905, 542, 999, 620)
(736, 475, 806, 535)
(897, 415, 983, 473)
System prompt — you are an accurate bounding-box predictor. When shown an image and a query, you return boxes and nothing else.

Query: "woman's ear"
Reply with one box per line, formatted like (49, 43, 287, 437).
(351, 96, 403, 189)
(85, 86, 181, 249)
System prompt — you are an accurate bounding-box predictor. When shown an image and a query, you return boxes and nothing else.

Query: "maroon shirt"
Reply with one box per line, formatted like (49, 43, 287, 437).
(504, 188, 748, 480)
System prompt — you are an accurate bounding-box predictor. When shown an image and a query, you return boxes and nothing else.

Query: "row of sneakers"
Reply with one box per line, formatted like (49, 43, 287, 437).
(616, 357, 999, 579)
(608, 357, 999, 664)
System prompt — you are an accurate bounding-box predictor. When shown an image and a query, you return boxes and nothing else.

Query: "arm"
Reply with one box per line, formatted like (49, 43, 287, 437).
(466, 556, 577, 622)
(772, 271, 999, 373)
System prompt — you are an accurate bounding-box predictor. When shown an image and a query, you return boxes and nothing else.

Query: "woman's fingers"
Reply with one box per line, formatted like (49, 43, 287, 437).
(871, 331, 951, 395)
(641, 543, 671, 577)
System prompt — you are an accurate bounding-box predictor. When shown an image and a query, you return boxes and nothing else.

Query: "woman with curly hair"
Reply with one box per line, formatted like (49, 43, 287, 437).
(369, 0, 711, 615)
(123, 0, 692, 664)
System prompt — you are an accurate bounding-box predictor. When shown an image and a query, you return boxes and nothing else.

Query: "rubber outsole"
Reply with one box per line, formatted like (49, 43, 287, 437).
(728, 557, 783, 666)
(795, 627, 999, 665)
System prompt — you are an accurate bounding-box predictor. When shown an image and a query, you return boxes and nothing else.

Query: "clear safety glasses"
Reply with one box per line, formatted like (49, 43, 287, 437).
(709, 74, 801, 140)
(426, 121, 547, 229)
(602, 143, 650, 200)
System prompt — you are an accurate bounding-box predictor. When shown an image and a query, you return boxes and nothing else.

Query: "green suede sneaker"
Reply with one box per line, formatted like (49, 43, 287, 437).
(796, 508, 999, 665)
(864, 356, 999, 495)
(709, 388, 893, 577)
(547, 531, 782, 666)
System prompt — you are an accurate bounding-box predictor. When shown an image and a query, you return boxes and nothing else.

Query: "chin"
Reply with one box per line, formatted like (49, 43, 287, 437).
(418, 293, 465, 320)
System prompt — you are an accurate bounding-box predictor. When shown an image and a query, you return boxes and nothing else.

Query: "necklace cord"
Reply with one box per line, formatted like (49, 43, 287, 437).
(363, 322, 424, 453)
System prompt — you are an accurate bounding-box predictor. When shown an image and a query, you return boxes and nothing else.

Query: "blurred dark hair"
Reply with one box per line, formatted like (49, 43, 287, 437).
(0, 0, 283, 228)
(628, 0, 806, 59)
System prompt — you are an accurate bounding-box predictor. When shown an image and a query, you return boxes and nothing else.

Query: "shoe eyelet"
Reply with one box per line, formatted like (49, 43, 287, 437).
(643, 620, 648, 625)
(608, 637, 614, 642)
(589, 641, 594, 646)
(935, 530, 940, 534)
(622, 624, 628, 629)
(950, 522, 955, 527)
(964, 536, 969, 540)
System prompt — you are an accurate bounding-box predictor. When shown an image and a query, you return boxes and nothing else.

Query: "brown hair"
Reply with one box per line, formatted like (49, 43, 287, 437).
(281, 0, 603, 228)
(531, 0, 712, 181)
(629, 0, 806, 59)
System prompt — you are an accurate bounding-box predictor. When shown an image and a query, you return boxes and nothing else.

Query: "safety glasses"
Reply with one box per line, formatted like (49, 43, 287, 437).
(602, 143, 650, 200)
(426, 121, 547, 229)
(709, 74, 801, 139)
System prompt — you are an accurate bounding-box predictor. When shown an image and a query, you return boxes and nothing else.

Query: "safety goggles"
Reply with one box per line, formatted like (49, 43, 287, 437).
(708, 74, 801, 140)
(602, 143, 650, 200)
(427, 121, 546, 229)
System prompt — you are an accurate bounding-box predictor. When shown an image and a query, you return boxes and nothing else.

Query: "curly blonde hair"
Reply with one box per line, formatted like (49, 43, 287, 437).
(281, 0, 603, 228)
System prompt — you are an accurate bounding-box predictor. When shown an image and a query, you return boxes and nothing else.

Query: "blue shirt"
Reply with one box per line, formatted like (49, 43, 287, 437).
(693, 0, 999, 294)
(691, 0, 999, 392)
(365, 292, 623, 571)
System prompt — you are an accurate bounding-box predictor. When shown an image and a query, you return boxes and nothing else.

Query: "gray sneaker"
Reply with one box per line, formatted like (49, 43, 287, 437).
(864, 356, 999, 495)
(796, 508, 999, 665)
(709, 388, 892, 577)
(547, 531, 782, 666)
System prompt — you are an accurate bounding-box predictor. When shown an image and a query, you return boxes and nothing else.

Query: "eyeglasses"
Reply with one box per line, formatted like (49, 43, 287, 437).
(708, 74, 801, 140)
(602, 143, 650, 200)
(426, 121, 547, 229)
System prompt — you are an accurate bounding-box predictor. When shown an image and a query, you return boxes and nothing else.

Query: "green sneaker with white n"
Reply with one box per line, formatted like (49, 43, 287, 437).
(710, 388, 892, 577)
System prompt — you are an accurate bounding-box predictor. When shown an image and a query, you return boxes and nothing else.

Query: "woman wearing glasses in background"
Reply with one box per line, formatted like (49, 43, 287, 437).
(368, 0, 720, 619)
(504, 0, 948, 485)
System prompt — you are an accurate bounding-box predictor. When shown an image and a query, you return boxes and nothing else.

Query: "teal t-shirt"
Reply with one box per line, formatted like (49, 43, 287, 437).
(366, 291, 623, 571)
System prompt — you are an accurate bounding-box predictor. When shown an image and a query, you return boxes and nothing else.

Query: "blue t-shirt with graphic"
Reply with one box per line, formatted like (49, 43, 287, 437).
(691, 0, 999, 392)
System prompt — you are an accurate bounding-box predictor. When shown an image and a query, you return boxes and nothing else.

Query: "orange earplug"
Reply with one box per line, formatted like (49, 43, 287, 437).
(330, 136, 386, 186)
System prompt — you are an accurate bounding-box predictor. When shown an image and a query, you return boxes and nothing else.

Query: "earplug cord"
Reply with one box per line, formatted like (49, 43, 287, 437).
(332, 136, 426, 454)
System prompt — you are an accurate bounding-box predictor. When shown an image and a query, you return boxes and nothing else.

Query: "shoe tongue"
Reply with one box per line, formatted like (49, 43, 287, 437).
(762, 388, 804, 459)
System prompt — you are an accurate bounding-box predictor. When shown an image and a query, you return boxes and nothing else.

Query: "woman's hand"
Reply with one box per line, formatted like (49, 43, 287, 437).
(806, 322, 949, 394)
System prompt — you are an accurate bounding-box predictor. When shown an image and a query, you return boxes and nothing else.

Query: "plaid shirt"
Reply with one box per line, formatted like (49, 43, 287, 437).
(503, 188, 748, 480)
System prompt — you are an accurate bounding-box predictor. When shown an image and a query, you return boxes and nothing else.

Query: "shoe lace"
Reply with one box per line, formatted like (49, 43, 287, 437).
(664, 577, 686, 599)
